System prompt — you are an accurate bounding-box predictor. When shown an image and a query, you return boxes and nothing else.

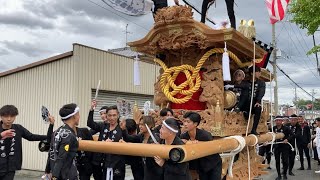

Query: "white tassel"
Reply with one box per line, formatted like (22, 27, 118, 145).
(134, 54, 141, 86)
(222, 42, 231, 81)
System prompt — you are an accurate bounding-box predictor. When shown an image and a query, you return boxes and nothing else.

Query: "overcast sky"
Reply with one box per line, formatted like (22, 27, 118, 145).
(0, 0, 319, 105)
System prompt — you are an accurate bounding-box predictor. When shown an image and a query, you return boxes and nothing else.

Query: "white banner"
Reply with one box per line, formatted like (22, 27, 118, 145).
(102, 0, 154, 16)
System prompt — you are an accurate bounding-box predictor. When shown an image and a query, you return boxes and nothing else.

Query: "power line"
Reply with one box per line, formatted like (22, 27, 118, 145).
(291, 23, 311, 52)
(281, 23, 320, 81)
(276, 64, 316, 99)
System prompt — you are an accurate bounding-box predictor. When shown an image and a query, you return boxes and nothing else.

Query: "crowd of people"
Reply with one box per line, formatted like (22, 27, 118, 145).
(1, 62, 319, 180)
(0, 65, 267, 180)
(0, 103, 223, 180)
(259, 115, 320, 180)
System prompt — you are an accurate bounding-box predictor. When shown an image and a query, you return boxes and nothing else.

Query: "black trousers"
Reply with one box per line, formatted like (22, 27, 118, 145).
(298, 144, 311, 168)
(198, 159, 222, 180)
(92, 164, 103, 180)
(242, 103, 262, 133)
(201, 0, 236, 29)
(130, 164, 144, 180)
(78, 162, 93, 180)
(274, 146, 289, 176)
(153, 0, 167, 14)
(0, 171, 15, 180)
(259, 145, 272, 164)
(225, 0, 236, 29)
(314, 146, 320, 160)
(288, 150, 296, 172)
(79, 175, 91, 180)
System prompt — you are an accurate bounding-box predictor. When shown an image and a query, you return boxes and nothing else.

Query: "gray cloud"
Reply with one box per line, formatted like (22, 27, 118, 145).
(0, 48, 10, 56)
(0, 0, 318, 103)
(0, 11, 54, 29)
(23, 0, 126, 22)
(0, 61, 9, 72)
(62, 15, 126, 38)
(20, 0, 146, 39)
(1, 41, 52, 57)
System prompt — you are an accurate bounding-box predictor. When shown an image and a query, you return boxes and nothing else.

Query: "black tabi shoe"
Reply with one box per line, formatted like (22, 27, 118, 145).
(283, 175, 288, 180)
(267, 166, 272, 170)
(288, 171, 295, 176)
(275, 176, 281, 180)
(297, 167, 304, 170)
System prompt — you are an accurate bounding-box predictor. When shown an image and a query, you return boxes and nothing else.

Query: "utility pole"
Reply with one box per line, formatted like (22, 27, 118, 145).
(311, 89, 316, 121)
(294, 86, 298, 114)
(124, 24, 132, 47)
(272, 24, 279, 115)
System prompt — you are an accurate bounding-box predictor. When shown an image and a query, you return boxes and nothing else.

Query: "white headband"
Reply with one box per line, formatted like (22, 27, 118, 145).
(274, 118, 282, 121)
(234, 69, 245, 78)
(61, 107, 80, 120)
(163, 120, 178, 133)
(98, 109, 106, 113)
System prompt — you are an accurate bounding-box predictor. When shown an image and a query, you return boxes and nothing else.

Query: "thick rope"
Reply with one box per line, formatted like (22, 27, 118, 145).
(267, 132, 276, 150)
(269, 72, 275, 150)
(295, 139, 299, 160)
(248, 134, 259, 146)
(220, 136, 246, 178)
(154, 48, 244, 104)
(245, 41, 256, 180)
(258, 141, 295, 152)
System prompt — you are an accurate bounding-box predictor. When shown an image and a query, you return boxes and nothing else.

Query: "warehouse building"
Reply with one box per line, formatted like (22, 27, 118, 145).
(0, 43, 158, 171)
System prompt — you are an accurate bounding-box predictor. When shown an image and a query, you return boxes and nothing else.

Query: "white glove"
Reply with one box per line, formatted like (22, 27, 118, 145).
(224, 84, 234, 90)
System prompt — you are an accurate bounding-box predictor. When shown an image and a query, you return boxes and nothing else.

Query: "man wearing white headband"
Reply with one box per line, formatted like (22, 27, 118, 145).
(154, 118, 191, 180)
(87, 100, 126, 180)
(286, 114, 302, 176)
(99, 106, 108, 123)
(86, 105, 108, 180)
(272, 116, 291, 180)
(51, 103, 80, 180)
(225, 69, 248, 112)
(153, 108, 174, 135)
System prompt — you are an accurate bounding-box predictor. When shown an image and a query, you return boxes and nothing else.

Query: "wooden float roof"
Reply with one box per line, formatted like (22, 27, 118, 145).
(128, 19, 266, 63)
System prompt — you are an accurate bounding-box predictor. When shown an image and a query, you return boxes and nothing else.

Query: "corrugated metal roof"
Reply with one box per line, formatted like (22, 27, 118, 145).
(0, 44, 152, 78)
(0, 52, 73, 77)
(108, 47, 143, 58)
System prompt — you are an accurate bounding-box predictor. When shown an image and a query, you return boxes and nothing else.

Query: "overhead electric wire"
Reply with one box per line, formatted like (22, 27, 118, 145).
(276, 64, 316, 99)
(281, 23, 320, 81)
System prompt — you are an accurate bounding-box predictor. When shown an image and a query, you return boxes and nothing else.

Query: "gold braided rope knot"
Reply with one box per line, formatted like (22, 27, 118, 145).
(154, 48, 245, 104)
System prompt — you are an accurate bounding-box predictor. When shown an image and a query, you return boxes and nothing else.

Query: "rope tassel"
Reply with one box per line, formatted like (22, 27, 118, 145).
(134, 54, 141, 86)
(222, 42, 231, 81)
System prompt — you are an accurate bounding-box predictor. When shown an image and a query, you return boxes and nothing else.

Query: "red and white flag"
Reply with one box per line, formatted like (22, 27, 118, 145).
(265, 0, 290, 24)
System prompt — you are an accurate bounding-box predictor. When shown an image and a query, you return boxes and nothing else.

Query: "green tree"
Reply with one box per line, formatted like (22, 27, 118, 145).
(293, 98, 320, 110)
(290, 0, 320, 54)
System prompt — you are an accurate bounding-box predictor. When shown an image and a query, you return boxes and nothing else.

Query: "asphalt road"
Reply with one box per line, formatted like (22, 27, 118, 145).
(14, 158, 320, 180)
(260, 156, 320, 180)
